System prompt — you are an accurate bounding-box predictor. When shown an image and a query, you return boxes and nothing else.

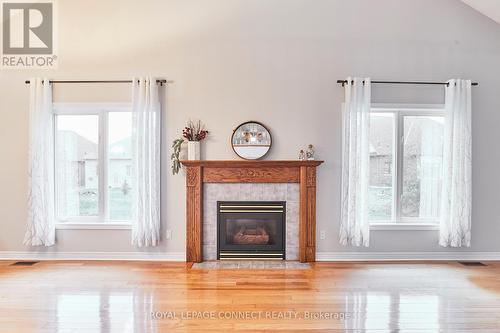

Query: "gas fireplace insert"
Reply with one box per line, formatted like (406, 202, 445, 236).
(217, 201, 286, 260)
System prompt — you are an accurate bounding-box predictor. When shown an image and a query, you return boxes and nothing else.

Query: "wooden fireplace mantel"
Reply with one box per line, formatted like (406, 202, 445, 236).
(180, 160, 323, 263)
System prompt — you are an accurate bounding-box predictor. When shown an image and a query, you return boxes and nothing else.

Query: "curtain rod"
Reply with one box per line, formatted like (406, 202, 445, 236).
(336, 80, 479, 87)
(24, 79, 172, 85)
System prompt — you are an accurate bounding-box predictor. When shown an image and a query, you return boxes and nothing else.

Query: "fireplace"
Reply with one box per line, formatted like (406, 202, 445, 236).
(217, 201, 286, 260)
(181, 160, 323, 262)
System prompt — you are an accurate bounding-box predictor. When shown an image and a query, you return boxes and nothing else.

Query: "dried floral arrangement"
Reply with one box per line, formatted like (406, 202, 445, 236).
(171, 120, 209, 175)
(183, 120, 209, 141)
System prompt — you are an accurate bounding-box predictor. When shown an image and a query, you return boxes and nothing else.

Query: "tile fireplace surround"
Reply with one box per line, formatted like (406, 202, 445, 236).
(205, 184, 298, 260)
(180, 160, 323, 263)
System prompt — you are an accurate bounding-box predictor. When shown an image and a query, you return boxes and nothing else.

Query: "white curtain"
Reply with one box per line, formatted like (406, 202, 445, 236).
(439, 79, 472, 247)
(131, 77, 161, 247)
(339, 77, 371, 247)
(24, 78, 55, 246)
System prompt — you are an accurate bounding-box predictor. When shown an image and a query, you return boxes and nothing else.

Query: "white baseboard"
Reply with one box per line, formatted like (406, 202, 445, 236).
(2, 251, 498, 262)
(316, 251, 500, 261)
(0, 251, 186, 262)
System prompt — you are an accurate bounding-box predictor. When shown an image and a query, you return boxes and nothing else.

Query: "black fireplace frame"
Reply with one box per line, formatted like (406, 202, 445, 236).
(217, 201, 286, 260)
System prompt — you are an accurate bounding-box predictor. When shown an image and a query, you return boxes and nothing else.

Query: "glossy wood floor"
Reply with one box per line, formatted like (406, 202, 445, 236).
(1, 261, 500, 332)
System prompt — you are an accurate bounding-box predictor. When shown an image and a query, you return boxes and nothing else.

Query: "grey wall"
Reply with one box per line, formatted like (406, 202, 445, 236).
(0, 0, 499, 257)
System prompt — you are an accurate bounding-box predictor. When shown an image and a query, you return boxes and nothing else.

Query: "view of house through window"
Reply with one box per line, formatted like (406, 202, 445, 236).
(55, 106, 133, 223)
(56, 115, 100, 218)
(369, 113, 394, 221)
(401, 116, 444, 219)
(108, 112, 133, 220)
(369, 108, 444, 223)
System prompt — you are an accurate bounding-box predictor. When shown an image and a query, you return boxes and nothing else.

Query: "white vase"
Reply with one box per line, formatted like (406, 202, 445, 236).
(188, 141, 201, 160)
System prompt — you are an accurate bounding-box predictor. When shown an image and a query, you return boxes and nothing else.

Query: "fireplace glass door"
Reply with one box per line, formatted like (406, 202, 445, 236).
(217, 201, 285, 260)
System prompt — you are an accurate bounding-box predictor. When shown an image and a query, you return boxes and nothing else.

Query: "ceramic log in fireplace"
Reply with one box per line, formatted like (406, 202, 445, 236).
(217, 201, 286, 260)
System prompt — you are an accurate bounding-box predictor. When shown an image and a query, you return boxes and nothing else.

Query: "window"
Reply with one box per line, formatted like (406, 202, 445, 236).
(369, 105, 444, 225)
(55, 104, 133, 224)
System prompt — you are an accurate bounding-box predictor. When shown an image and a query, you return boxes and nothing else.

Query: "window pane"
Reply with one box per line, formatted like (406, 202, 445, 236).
(369, 113, 394, 220)
(108, 112, 133, 220)
(402, 116, 444, 219)
(56, 115, 99, 217)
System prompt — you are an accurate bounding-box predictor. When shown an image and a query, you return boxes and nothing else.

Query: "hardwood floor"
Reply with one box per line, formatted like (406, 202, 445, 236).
(1, 260, 500, 332)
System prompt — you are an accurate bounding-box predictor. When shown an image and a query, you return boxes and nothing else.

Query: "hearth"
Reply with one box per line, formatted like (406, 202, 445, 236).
(217, 201, 286, 260)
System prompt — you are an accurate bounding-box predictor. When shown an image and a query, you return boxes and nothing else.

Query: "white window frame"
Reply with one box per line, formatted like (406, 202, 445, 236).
(53, 103, 133, 229)
(369, 104, 444, 231)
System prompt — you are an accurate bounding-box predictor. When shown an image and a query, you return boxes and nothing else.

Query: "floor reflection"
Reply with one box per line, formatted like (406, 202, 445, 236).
(344, 292, 440, 331)
(399, 294, 439, 330)
(365, 293, 391, 330)
(55, 291, 155, 333)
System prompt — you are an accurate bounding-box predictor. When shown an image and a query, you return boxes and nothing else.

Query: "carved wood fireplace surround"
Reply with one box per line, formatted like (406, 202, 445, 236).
(180, 160, 323, 263)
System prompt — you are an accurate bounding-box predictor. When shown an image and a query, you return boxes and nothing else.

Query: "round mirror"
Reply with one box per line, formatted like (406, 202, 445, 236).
(231, 121, 272, 160)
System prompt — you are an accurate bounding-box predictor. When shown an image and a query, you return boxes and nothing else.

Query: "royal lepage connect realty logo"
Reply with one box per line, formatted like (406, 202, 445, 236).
(1, 0, 57, 69)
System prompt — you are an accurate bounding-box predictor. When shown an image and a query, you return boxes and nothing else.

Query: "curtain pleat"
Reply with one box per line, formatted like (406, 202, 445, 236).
(24, 78, 55, 246)
(339, 77, 371, 247)
(439, 79, 472, 247)
(131, 77, 161, 247)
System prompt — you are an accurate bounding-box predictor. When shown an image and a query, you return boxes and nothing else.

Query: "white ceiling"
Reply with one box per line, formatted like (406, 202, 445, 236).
(462, 0, 500, 24)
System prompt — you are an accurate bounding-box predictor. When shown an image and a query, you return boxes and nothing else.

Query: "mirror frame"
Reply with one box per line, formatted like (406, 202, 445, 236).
(231, 121, 272, 160)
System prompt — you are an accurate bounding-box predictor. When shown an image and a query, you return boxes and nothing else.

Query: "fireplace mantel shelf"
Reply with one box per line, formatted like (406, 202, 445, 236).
(180, 159, 324, 263)
(181, 160, 324, 167)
